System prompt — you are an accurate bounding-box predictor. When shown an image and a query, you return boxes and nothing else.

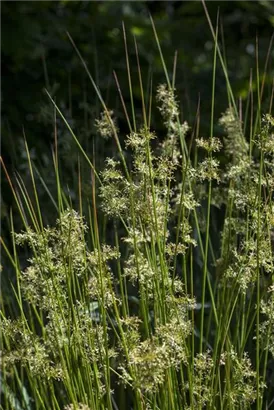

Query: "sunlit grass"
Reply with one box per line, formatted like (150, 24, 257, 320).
(1, 5, 274, 410)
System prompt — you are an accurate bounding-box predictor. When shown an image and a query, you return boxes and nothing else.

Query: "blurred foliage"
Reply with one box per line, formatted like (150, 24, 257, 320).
(2, 1, 273, 158)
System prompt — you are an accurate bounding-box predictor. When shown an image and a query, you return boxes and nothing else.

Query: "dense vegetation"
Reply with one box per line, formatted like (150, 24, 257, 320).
(1, 1, 274, 409)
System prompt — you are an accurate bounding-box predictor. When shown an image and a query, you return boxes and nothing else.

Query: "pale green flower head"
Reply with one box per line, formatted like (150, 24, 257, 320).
(95, 109, 118, 139)
(156, 83, 179, 125)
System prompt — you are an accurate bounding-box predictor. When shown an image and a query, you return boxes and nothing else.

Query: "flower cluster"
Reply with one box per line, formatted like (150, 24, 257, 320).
(95, 109, 118, 139)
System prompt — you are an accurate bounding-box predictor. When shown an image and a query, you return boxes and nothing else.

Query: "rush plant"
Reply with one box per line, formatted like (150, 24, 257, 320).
(1, 5, 274, 410)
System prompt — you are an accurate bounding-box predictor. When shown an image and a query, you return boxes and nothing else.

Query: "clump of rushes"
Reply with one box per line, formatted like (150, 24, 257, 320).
(64, 404, 92, 410)
(1, 11, 274, 410)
